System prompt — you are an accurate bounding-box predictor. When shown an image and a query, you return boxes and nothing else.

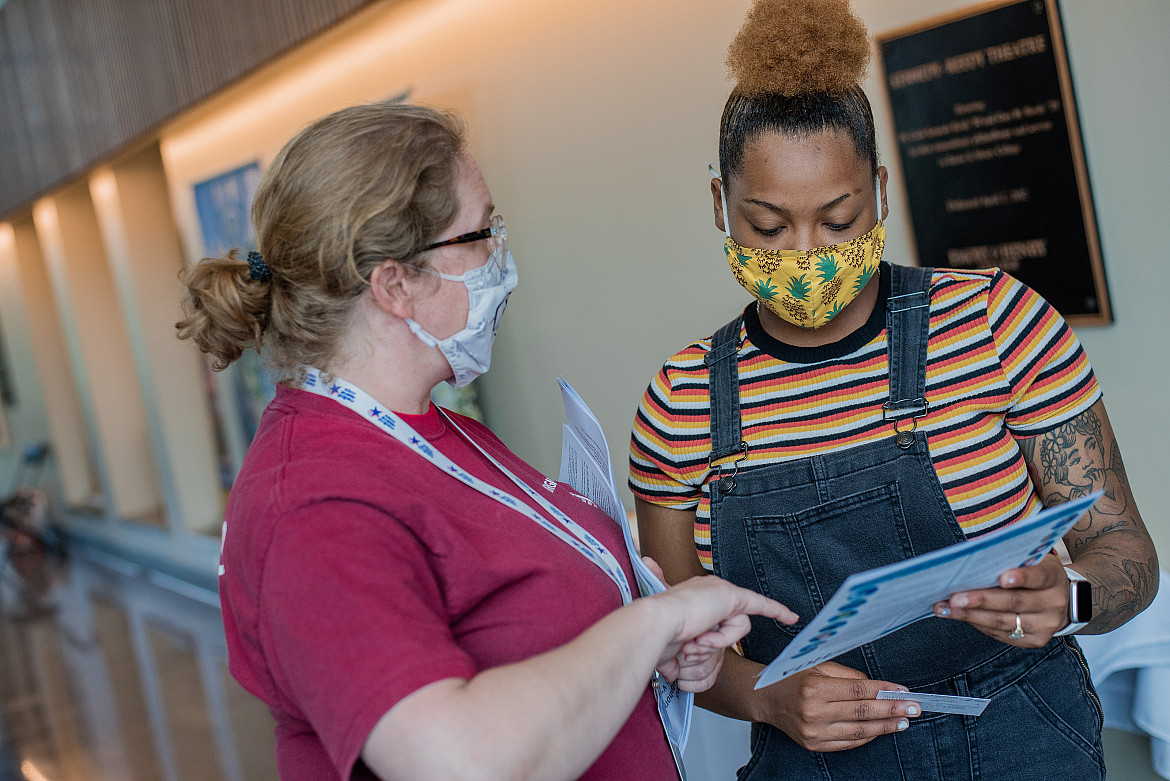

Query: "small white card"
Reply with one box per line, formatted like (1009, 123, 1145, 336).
(877, 690, 991, 716)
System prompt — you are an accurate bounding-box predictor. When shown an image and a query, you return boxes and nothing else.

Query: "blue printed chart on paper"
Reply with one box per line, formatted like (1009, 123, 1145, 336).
(755, 491, 1102, 689)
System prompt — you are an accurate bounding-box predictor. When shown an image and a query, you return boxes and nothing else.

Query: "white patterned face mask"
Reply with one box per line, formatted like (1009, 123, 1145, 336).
(406, 247, 518, 387)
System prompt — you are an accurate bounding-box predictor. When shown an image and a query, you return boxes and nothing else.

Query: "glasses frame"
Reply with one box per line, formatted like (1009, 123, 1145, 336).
(421, 214, 505, 253)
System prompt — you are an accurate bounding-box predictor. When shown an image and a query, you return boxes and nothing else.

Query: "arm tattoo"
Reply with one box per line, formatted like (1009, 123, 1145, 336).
(1033, 407, 1130, 537)
(1016, 435, 1038, 487)
(1074, 528, 1159, 632)
(1017, 403, 1158, 631)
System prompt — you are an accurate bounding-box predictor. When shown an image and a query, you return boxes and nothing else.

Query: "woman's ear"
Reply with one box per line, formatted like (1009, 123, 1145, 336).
(368, 260, 420, 319)
(711, 177, 727, 234)
(878, 166, 889, 221)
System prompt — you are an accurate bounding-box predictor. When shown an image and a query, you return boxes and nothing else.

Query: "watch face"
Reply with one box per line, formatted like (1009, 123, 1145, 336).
(1072, 580, 1093, 622)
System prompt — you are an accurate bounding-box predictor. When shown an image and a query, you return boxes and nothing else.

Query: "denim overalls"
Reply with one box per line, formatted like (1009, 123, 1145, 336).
(704, 265, 1105, 780)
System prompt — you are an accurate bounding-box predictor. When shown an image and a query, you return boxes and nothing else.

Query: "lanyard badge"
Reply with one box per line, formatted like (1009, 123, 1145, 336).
(299, 369, 632, 604)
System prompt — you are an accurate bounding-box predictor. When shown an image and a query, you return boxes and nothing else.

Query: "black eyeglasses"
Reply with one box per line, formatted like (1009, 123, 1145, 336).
(421, 214, 506, 254)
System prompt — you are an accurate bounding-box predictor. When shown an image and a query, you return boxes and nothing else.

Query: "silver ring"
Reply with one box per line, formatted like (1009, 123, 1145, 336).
(1009, 613, 1024, 640)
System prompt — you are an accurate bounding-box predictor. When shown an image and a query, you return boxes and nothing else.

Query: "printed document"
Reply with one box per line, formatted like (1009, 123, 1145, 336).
(755, 491, 1102, 689)
(556, 377, 693, 757)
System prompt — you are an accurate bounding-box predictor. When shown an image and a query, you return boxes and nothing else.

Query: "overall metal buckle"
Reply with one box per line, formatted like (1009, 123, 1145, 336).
(709, 441, 749, 494)
(882, 399, 929, 450)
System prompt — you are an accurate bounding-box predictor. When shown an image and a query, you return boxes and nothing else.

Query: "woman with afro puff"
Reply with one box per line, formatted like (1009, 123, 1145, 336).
(630, 0, 1157, 777)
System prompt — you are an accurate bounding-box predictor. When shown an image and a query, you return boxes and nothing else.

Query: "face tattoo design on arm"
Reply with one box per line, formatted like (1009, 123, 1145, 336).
(1017, 403, 1158, 632)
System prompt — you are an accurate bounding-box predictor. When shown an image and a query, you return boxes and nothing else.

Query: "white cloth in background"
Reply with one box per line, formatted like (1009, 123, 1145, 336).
(1077, 569, 1170, 780)
(682, 707, 750, 781)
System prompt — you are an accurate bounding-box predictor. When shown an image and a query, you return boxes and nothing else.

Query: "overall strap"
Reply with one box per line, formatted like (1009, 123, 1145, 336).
(704, 315, 748, 483)
(884, 265, 934, 445)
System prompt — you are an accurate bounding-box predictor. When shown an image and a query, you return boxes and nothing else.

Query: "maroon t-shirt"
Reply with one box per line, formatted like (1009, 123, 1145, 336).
(220, 385, 677, 780)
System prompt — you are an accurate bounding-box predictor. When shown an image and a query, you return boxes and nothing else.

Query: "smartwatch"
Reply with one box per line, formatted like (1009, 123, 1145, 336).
(1053, 566, 1092, 636)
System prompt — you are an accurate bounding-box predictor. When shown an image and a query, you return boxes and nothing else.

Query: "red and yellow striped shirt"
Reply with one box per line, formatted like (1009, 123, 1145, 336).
(629, 265, 1100, 572)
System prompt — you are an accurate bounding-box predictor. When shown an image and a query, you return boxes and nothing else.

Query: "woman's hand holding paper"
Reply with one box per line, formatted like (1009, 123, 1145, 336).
(933, 552, 1069, 648)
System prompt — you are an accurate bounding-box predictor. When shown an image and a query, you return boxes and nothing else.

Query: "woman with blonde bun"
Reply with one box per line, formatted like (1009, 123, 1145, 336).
(178, 100, 798, 781)
(631, 0, 1156, 778)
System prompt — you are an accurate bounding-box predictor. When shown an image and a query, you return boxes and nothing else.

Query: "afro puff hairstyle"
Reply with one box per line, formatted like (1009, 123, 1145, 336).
(727, 0, 870, 96)
(718, 0, 879, 180)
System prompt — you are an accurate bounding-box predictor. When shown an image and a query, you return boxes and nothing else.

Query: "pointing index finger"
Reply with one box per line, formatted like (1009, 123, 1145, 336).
(738, 589, 799, 624)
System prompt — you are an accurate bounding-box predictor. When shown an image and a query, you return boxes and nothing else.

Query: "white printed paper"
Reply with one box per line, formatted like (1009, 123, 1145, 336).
(559, 425, 626, 532)
(877, 690, 991, 716)
(557, 379, 667, 599)
(555, 377, 692, 757)
(755, 491, 1102, 689)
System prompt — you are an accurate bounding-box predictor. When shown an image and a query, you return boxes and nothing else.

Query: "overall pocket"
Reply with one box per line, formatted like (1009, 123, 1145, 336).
(971, 643, 1106, 779)
(741, 483, 915, 638)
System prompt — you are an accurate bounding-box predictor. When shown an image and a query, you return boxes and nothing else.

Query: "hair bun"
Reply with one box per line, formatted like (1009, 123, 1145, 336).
(727, 0, 871, 97)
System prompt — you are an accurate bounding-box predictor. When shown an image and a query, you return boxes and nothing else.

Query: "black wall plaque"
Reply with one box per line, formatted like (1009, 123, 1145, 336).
(878, 0, 1110, 324)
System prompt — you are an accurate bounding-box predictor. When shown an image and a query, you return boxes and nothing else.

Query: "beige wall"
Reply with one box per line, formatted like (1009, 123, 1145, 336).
(36, 185, 163, 522)
(92, 146, 224, 533)
(160, 0, 1167, 560)
(0, 217, 96, 506)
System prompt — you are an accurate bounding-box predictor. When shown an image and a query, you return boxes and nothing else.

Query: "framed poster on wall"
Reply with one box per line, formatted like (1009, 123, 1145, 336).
(193, 162, 275, 485)
(878, 0, 1111, 325)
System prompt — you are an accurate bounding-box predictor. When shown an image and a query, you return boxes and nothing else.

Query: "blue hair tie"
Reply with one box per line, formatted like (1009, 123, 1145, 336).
(247, 250, 272, 282)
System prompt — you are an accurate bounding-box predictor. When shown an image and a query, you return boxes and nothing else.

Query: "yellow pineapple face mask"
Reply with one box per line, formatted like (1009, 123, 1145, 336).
(724, 222, 885, 329)
(716, 169, 885, 329)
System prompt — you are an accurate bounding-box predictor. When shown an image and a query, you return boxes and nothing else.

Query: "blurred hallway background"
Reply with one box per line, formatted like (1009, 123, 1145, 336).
(0, 549, 276, 781)
(0, 0, 1166, 778)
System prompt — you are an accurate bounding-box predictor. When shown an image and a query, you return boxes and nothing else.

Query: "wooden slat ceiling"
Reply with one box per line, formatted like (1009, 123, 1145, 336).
(0, 0, 377, 219)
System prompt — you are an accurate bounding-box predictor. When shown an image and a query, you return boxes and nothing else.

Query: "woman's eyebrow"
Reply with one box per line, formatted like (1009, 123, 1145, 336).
(745, 198, 788, 214)
(745, 192, 853, 214)
(818, 192, 853, 211)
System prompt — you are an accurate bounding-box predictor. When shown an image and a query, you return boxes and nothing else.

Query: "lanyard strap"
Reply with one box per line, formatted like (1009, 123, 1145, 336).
(300, 369, 633, 605)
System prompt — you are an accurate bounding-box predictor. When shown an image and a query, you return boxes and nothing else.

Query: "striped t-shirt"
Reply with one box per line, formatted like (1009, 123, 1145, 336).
(629, 263, 1100, 573)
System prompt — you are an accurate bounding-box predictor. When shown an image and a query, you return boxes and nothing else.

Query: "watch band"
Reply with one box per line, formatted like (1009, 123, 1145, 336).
(1054, 566, 1092, 636)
